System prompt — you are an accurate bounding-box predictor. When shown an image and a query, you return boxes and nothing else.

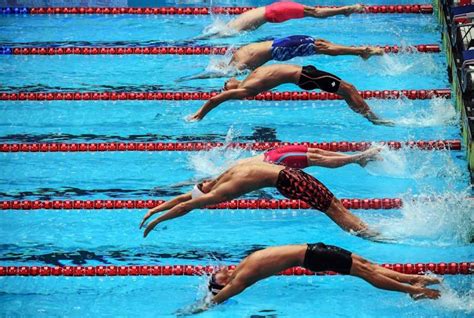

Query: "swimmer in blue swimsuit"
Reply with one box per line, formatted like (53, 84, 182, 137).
(177, 36, 384, 81)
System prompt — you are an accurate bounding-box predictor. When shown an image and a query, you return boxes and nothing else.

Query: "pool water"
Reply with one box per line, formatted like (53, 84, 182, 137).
(0, 0, 473, 317)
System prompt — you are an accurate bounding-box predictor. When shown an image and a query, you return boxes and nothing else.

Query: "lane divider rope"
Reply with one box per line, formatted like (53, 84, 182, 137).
(0, 140, 462, 153)
(0, 89, 452, 101)
(0, 44, 441, 55)
(0, 5, 434, 15)
(0, 262, 471, 276)
(0, 198, 404, 210)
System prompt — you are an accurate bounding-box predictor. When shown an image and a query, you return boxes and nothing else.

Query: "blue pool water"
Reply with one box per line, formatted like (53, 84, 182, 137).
(0, 0, 473, 317)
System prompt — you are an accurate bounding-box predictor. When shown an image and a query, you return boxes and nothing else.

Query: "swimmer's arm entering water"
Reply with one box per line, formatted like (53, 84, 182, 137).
(176, 71, 232, 82)
(139, 192, 191, 229)
(143, 190, 226, 237)
(188, 88, 252, 121)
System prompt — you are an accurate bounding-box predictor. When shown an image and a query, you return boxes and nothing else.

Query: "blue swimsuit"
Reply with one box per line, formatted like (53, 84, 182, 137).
(271, 35, 317, 61)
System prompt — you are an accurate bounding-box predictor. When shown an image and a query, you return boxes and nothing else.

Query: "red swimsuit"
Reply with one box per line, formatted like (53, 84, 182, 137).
(264, 145, 309, 169)
(264, 1, 305, 23)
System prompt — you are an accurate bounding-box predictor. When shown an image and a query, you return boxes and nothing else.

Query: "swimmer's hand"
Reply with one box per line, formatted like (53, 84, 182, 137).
(187, 112, 203, 122)
(176, 302, 211, 316)
(369, 118, 395, 127)
(143, 218, 161, 238)
(139, 207, 158, 229)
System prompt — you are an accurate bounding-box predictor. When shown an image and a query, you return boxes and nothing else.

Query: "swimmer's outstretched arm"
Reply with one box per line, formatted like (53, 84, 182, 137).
(176, 71, 231, 82)
(143, 191, 226, 237)
(212, 276, 250, 304)
(139, 192, 191, 229)
(188, 88, 252, 121)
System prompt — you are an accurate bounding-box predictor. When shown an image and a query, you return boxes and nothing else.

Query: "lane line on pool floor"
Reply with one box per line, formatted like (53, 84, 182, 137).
(0, 5, 434, 16)
(0, 262, 471, 277)
(0, 139, 462, 153)
(0, 89, 451, 101)
(0, 44, 441, 55)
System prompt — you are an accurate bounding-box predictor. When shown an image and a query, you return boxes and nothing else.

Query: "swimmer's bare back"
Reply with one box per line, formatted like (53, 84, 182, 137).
(239, 64, 301, 92)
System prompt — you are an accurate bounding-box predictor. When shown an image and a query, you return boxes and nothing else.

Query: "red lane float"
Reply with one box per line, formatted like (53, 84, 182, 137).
(0, 262, 471, 277)
(11, 44, 440, 55)
(27, 5, 433, 15)
(0, 198, 404, 210)
(0, 140, 462, 153)
(0, 89, 452, 101)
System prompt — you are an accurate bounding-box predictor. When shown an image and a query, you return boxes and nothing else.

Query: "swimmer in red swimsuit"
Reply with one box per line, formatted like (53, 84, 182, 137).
(197, 2, 364, 38)
(188, 64, 394, 126)
(182, 243, 440, 313)
(140, 161, 380, 240)
(239, 145, 382, 169)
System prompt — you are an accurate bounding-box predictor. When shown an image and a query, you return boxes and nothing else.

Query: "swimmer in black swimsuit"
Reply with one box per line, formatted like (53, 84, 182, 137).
(188, 64, 394, 126)
(181, 243, 441, 314)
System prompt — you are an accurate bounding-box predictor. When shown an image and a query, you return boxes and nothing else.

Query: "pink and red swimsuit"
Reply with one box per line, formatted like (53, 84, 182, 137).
(264, 1, 305, 23)
(264, 145, 309, 169)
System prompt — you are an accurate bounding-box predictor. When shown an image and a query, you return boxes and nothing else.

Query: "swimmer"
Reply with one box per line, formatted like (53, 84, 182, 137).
(240, 144, 382, 169)
(179, 36, 384, 81)
(197, 2, 365, 39)
(187, 64, 394, 126)
(186, 243, 441, 313)
(140, 161, 379, 240)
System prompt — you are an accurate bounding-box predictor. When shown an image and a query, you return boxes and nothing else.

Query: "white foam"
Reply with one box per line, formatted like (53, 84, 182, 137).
(431, 282, 474, 313)
(397, 97, 458, 127)
(362, 52, 439, 77)
(186, 127, 251, 178)
(371, 190, 474, 245)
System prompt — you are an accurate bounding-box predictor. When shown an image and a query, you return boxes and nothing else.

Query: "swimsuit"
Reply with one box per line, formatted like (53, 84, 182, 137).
(271, 35, 317, 61)
(298, 65, 341, 93)
(264, 145, 309, 168)
(304, 243, 353, 274)
(264, 1, 305, 23)
(275, 167, 334, 212)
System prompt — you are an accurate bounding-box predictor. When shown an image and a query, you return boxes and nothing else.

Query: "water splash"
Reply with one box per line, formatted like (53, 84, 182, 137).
(196, 16, 238, 39)
(187, 127, 252, 178)
(360, 52, 438, 77)
(371, 190, 474, 246)
(431, 281, 474, 314)
(365, 144, 463, 180)
(397, 97, 458, 127)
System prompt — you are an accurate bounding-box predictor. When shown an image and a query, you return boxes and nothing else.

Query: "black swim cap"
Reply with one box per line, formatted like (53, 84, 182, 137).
(208, 274, 225, 295)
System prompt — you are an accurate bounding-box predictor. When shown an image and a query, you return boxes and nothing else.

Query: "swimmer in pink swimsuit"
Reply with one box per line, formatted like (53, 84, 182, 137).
(239, 145, 382, 169)
(197, 1, 364, 39)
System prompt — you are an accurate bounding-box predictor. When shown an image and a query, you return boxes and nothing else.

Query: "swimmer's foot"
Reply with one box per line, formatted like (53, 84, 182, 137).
(360, 46, 385, 60)
(410, 287, 441, 300)
(345, 4, 365, 16)
(356, 147, 383, 167)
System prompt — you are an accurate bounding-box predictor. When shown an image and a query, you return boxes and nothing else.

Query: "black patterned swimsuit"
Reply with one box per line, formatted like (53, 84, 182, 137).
(275, 167, 334, 212)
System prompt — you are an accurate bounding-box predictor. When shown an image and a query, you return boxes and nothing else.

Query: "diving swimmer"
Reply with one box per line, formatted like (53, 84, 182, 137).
(241, 144, 382, 169)
(179, 36, 384, 81)
(198, 1, 364, 38)
(188, 243, 441, 313)
(140, 161, 378, 239)
(187, 64, 394, 126)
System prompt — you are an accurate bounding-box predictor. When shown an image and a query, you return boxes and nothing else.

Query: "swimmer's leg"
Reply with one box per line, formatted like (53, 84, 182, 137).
(307, 148, 378, 168)
(304, 4, 364, 18)
(349, 254, 441, 299)
(314, 39, 384, 59)
(372, 264, 442, 287)
(324, 198, 371, 235)
(337, 81, 394, 126)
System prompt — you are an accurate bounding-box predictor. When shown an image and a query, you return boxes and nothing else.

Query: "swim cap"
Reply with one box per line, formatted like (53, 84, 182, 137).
(208, 274, 225, 295)
(191, 183, 205, 199)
